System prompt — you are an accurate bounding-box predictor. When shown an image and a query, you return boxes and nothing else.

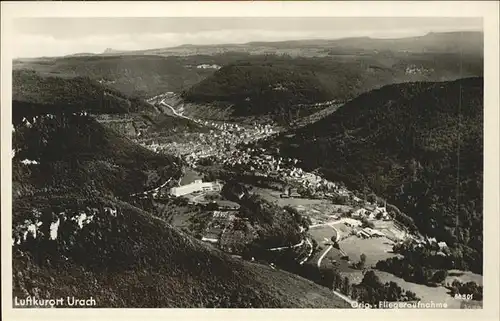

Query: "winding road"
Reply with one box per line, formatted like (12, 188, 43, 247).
(333, 289, 357, 307)
(268, 239, 305, 251)
(159, 100, 198, 123)
(130, 177, 173, 197)
(311, 223, 358, 306)
(316, 224, 341, 268)
(299, 238, 314, 265)
(317, 244, 334, 268)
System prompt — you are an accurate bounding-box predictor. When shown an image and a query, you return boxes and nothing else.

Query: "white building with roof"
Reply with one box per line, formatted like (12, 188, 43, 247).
(169, 179, 223, 197)
(343, 218, 363, 227)
(352, 208, 367, 218)
(438, 241, 448, 249)
(357, 230, 371, 238)
(364, 227, 385, 237)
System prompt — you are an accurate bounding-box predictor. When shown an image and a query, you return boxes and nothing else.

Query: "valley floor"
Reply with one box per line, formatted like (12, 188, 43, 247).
(119, 91, 484, 309)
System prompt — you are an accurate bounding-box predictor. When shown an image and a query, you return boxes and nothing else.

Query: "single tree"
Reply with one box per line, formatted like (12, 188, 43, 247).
(357, 253, 367, 269)
(361, 270, 381, 288)
(342, 276, 351, 296)
(432, 269, 449, 284)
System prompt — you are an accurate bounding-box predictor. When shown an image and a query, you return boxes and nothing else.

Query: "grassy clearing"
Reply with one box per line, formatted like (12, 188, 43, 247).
(445, 270, 483, 286)
(154, 201, 203, 229)
(310, 226, 337, 245)
(179, 168, 203, 185)
(332, 222, 353, 236)
(372, 220, 409, 242)
(253, 187, 353, 225)
(376, 271, 475, 308)
(339, 236, 398, 268)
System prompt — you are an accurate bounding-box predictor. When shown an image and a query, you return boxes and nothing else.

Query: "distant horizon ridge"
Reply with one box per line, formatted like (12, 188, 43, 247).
(14, 30, 483, 60)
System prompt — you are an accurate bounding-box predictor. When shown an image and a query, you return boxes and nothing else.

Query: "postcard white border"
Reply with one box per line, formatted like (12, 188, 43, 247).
(1, 1, 499, 321)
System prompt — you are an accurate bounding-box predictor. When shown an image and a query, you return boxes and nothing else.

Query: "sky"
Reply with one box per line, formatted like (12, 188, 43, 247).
(12, 17, 483, 58)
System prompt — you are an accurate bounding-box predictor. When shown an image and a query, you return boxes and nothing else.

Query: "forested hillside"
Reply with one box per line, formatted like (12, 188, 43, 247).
(13, 69, 156, 115)
(182, 62, 336, 119)
(264, 77, 483, 273)
(13, 70, 209, 141)
(12, 195, 348, 308)
(13, 54, 226, 98)
(12, 110, 183, 199)
(182, 52, 482, 123)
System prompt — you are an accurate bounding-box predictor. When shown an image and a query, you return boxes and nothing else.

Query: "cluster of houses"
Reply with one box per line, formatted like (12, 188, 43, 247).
(285, 169, 352, 198)
(142, 118, 277, 168)
(20, 159, 40, 166)
(414, 236, 449, 256)
(97, 79, 116, 85)
(183, 123, 275, 166)
(356, 227, 386, 239)
(191, 147, 362, 206)
(351, 202, 390, 220)
(138, 96, 280, 168)
(393, 236, 449, 257)
(217, 150, 351, 200)
(222, 150, 288, 174)
(405, 64, 432, 75)
(294, 99, 340, 108)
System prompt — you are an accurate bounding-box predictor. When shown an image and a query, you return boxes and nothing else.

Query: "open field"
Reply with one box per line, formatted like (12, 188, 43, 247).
(185, 191, 217, 204)
(339, 235, 399, 268)
(152, 200, 203, 229)
(372, 220, 409, 242)
(214, 199, 241, 208)
(253, 187, 354, 224)
(182, 191, 239, 209)
(165, 207, 199, 229)
(310, 246, 355, 272)
(254, 187, 324, 206)
(180, 168, 202, 185)
(332, 222, 353, 236)
(309, 226, 337, 246)
(445, 270, 483, 286)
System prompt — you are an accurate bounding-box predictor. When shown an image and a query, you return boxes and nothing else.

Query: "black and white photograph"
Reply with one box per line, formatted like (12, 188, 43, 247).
(1, 1, 499, 318)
